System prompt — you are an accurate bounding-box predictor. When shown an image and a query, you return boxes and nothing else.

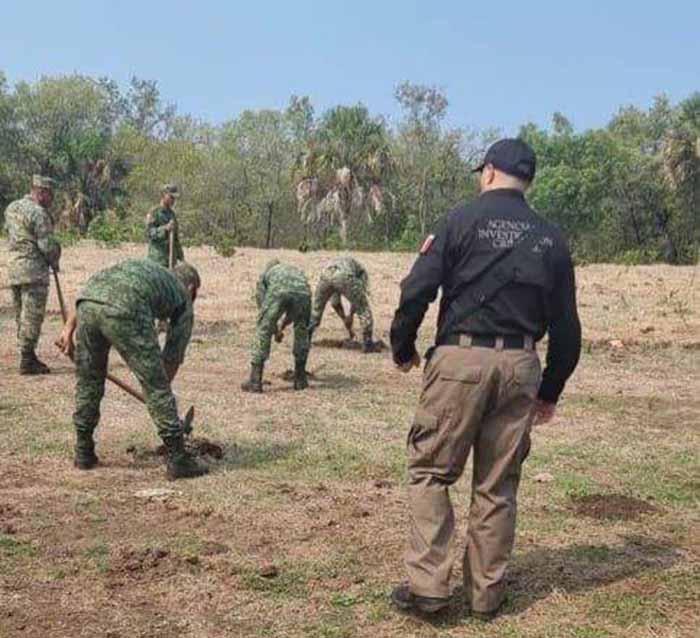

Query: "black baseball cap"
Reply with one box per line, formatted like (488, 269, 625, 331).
(472, 138, 537, 182)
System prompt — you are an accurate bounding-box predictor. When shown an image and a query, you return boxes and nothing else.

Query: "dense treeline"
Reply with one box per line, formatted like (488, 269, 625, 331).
(0, 72, 698, 263)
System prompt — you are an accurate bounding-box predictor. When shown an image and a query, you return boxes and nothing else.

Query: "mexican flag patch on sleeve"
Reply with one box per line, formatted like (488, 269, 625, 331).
(420, 234, 435, 255)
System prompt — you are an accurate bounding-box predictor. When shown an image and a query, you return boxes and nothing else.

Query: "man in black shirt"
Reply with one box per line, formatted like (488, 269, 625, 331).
(390, 138, 581, 618)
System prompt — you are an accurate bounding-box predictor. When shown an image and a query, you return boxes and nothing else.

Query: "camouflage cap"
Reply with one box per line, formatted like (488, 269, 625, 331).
(173, 262, 201, 291)
(161, 183, 180, 198)
(32, 175, 56, 190)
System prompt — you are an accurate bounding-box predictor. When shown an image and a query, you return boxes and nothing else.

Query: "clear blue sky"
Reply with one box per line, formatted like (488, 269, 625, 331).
(2, 1, 698, 133)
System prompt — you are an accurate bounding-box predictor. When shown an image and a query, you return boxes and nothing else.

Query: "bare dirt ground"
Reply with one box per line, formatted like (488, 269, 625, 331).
(1, 242, 699, 638)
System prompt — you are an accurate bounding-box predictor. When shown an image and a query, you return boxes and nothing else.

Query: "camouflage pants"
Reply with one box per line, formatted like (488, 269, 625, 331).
(11, 283, 49, 354)
(310, 273, 373, 337)
(73, 301, 181, 440)
(251, 291, 311, 367)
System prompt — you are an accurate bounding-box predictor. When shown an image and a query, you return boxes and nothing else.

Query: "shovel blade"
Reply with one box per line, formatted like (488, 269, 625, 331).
(183, 406, 195, 435)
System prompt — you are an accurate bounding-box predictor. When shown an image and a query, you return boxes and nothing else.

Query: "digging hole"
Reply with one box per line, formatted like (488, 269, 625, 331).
(570, 494, 660, 521)
(128, 437, 225, 460)
(313, 338, 387, 351)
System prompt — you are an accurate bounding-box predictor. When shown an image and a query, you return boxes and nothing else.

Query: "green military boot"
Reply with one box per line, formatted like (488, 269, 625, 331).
(362, 332, 382, 354)
(293, 362, 309, 390)
(74, 432, 99, 470)
(164, 435, 209, 480)
(241, 364, 264, 393)
(19, 350, 50, 375)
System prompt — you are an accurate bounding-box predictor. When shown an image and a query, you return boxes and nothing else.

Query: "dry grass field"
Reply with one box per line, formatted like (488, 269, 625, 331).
(1, 242, 699, 638)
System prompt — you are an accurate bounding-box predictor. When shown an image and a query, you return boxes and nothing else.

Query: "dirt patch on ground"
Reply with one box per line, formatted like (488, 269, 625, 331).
(571, 494, 661, 521)
(192, 319, 236, 338)
(278, 369, 319, 381)
(313, 338, 387, 351)
(127, 437, 226, 460)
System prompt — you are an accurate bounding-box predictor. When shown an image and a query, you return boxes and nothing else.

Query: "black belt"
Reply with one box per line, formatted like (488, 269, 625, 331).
(441, 333, 534, 350)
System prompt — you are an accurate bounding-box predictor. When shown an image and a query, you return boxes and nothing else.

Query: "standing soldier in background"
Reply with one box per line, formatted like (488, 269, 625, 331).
(4, 175, 62, 374)
(242, 259, 312, 393)
(389, 139, 581, 619)
(146, 184, 184, 268)
(308, 256, 382, 353)
(56, 259, 207, 480)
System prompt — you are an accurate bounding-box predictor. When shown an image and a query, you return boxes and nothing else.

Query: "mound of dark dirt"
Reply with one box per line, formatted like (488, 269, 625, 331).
(314, 338, 387, 351)
(128, 437, 225, 460)
(278, 369, 319, 381)
(570, 494, 660, 521)
(111, 547, 171, 575)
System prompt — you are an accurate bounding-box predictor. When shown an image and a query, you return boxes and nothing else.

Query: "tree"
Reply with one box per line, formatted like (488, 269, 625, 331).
(391, 82, 477, 245)
(10, 74, 129, 231)
(221, 109, 297, 248)
(297, 104, 391, 246)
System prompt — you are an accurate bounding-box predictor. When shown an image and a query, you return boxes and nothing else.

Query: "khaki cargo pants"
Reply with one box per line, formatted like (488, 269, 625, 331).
(405, 339, 540, 613)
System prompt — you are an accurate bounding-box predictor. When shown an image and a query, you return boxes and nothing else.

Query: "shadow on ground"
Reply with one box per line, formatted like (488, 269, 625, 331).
(422, 535, 682, 627)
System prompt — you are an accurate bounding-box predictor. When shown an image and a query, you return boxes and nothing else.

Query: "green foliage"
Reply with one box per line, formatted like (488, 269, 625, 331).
(0, 70, 698, 262)
(86, 213, 141, 247)
(214, 234, 237, 258)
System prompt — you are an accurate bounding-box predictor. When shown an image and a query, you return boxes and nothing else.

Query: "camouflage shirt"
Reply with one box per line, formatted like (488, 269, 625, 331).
(4, 195, 61, 286)
(322, 256, 369, 288)
(78, 259, 193, 365)
(146, 206, 184, 268)
(256, 260, 311, 308)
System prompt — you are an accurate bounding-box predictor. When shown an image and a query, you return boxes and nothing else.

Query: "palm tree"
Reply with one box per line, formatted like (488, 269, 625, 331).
(295, 105, 390, 246)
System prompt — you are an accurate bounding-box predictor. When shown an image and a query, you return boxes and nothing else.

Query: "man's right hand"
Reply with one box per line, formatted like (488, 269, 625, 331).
(165, 220, 176, 233)
(56, 313, 77, 358)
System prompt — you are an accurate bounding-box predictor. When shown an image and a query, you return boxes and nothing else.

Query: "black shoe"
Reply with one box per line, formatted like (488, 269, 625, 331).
(469, 599, 506, 622)
(241, 364, 264, 393)
(19, 351, 50, 375)
(74, 433, 99, 470)
(390, 584, 450, 614)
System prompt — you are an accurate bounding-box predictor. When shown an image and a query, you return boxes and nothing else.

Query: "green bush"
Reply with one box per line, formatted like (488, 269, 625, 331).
(86, 215, 141, 247)
(213, 234, 237, 258)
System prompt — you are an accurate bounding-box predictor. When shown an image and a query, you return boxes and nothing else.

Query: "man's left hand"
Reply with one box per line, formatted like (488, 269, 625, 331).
(533, 399, 556, 425)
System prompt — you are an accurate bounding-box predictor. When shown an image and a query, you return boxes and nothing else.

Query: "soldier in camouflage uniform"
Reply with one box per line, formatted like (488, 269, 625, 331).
(241, 259, 312, 393)
(4, 175, 62, 374)
(146, 184, 184, 268)
(309, 256, 381, 353)
(57, 259, 207, 480)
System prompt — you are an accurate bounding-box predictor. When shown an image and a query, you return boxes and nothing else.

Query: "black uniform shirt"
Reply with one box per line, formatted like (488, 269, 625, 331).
(390, 188, 581, 403)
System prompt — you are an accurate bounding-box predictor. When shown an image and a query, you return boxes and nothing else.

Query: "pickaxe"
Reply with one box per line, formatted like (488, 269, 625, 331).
(52, 269, 195, 434)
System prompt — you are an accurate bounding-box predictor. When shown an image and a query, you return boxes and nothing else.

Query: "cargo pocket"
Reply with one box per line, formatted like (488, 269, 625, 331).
(407, 408, 439, 463)
(513, 358, 541, 398)
(440, 366, 482, 384)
